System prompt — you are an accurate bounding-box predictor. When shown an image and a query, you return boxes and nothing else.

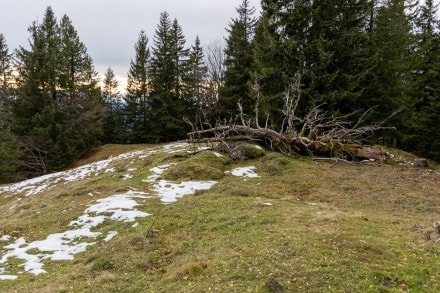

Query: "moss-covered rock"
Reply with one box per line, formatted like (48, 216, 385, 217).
(162, 151, 230, 181)
(260, 152, 291, 176)
(216, 142, 266, 160)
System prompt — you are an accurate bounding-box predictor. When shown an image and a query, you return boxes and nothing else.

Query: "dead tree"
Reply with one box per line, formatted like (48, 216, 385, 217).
(185, 78, 400, 161)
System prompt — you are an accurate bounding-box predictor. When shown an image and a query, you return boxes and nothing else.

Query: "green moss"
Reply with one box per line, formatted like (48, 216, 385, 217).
(162, 151, 230, 181)
(162, 162, 224, 181)
(260, 152, 292, 175)
(229, 142, 266, 160)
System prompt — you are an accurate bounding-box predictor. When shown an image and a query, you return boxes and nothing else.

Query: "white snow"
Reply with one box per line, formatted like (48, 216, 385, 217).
(149, 164, 172, 175)
(226, 166, 260, 178)
(0, 143, 224, 280)
(103, 231, 118, 242)
(151, 180, 217, 203)
(0, 150, 147, 196)
(0, 275, 17, 280)
(122, 174, 133, 180)
(144, 164, 217, 203)
(162, 143, 189, 153)
(0, 235, 10, 242)
(0, 191, 150, 278)
(213, 152, 223, 157)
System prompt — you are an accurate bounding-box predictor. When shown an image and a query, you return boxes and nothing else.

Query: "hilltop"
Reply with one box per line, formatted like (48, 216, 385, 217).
(0, 142, 439, 292)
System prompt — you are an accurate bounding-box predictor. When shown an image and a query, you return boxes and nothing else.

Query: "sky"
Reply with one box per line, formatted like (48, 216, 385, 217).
(0, 0, 261, 90)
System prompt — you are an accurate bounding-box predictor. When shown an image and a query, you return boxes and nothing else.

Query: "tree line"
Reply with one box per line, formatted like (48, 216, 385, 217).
(1, 0, 439, 183)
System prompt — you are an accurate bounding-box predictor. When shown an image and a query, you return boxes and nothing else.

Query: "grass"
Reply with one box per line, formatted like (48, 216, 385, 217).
(1, 143, 439, 292)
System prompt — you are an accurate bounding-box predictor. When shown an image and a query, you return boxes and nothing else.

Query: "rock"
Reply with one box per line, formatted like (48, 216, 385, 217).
(216, 142, 265, 160)
(267, 276, 284, 293)
(411, 159, 428, 168)
(345, 146, 386, 162)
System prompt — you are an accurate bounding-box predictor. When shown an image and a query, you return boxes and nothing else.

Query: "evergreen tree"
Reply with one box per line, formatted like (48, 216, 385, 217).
(186, 36, 208, 111)
(411, 0, 440, 160)
(58, 14, 105, 161)
(0, 33, 12, 96)
(252, 9, 288, 127)
(254, 0, 375, 127)
(149, 12, 190, 141)
(102, 67, 124, 143)
(365, 0, 416, 146)
(12, 7, 104, 177)
(125, 30, 152, 142)
(13, 7, 62, 176)
(0, 33, 19, 182)
(219, 0, 256, 120)
(0, 102, 19, 183)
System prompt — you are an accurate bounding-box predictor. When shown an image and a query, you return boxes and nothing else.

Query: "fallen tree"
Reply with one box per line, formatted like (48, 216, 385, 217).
(185, 78, 401, 161)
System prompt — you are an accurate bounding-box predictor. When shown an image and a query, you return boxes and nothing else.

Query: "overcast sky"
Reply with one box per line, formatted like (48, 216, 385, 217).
(0, 0, 261, 90)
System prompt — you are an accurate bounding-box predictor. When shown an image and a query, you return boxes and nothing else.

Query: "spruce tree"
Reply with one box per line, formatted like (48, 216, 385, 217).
(13, 7, 104, 176)
(102, 67, 124, 143)
(0, 33, 12, 96)
(185, 36, 208, 111)
(58, 14, 105, 162)
(254, 0, 374, 126)
(13, 7, 61, 176)
(125, 30, 152, 142)
(365, 0, 416, 146)
(252, 8, 295, 127)
(149, 12, 190, 141)
(0, 33, 19, 182)
(219, 0, 256, 120)
(411, 0, 440, 160)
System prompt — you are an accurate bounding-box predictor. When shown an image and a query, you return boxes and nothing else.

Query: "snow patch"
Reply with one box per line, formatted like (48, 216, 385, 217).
(0, 235, 11, 242)
(213, 152, 224, 157)
(122, 174, 133, 180)
(226, 166, 260, 178)
(0, 150, 148, 196)
(162, 143, 189, 153)
(0, 191, 150, 278)
(0, 275, 17, 280)
(151, 180, 217, 203)
(103, 231, 118, 242)
(144, 164, 217, 203)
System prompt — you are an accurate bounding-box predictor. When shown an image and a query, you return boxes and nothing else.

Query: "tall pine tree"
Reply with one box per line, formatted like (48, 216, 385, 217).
(254, 0, 374, 127)
(185, 36, 208, 112)
(411, 0, 440, 160)
(125, 30, 151, 142)
(149, 12, 190, 141)
(365, 0, 416, 147)
(13, 7, 104, 177)
(102, 67, 124, 143)
(219, 0, 256, 120)
(0, 33, 19, 182)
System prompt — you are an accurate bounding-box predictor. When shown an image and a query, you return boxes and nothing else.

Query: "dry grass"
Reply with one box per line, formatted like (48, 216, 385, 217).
(1, 143, 439, 292)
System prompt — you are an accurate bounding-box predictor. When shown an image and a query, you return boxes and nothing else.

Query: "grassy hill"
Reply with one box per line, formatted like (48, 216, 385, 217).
(0, 142, 439, 292)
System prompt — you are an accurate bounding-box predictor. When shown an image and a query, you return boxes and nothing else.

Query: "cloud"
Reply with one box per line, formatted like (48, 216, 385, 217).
(0, 0, 261, 82)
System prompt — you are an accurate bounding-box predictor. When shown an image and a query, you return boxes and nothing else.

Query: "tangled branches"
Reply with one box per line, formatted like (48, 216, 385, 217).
(185, 79, 401, 161)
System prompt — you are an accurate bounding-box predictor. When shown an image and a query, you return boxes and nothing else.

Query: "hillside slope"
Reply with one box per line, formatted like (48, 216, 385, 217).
(0, 142, 439, 292)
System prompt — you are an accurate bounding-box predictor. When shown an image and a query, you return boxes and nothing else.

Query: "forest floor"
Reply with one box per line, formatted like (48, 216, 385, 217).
(0, 142, 439, 292)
